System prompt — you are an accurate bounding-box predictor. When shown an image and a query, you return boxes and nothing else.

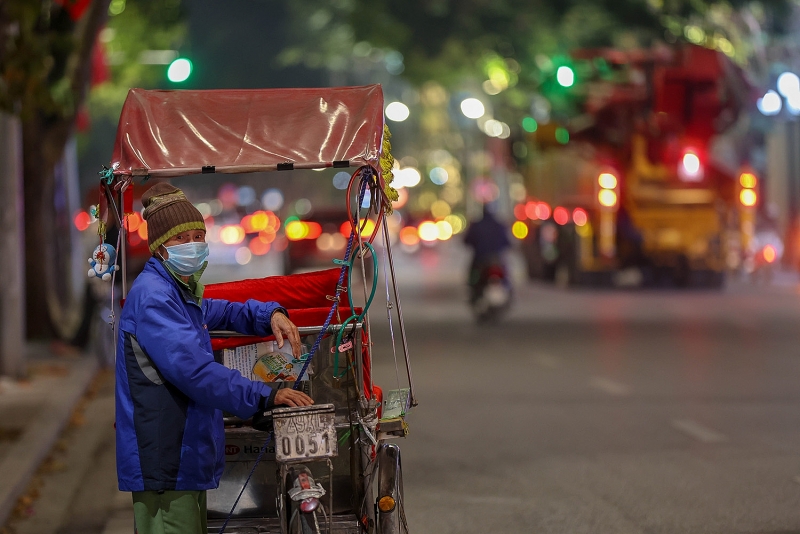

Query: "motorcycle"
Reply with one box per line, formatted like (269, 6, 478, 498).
(469, 260, 512, 322)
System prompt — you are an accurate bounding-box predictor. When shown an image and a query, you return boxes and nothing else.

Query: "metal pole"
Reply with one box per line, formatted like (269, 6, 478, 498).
(118, 188, 128, 297)
(0, 112, 26, 378)
(381, 221, 417, 407)
(789, 121, 798, 270)
(103, 183, 127, 297)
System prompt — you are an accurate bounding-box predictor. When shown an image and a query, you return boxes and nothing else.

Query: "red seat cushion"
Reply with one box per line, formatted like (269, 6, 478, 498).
(204, 268, 360, 350)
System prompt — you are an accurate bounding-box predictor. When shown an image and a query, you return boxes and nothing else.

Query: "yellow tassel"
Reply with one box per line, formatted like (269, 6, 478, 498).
(380, 124, 399, 213)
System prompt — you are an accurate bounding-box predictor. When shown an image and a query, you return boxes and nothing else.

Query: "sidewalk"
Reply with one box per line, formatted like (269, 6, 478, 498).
(0, 341, 99, 527)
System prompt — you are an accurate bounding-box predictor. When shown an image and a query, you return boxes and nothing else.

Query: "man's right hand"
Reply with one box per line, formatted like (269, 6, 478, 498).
(274, 389, 314, 407)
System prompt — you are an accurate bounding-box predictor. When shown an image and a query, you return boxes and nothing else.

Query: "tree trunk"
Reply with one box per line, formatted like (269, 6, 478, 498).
(0, 112, 26, 377)
(21, 0, 111, 340)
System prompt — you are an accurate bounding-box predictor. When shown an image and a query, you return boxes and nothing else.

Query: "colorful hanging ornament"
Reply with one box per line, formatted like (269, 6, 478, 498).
(88, 243, 118, 281)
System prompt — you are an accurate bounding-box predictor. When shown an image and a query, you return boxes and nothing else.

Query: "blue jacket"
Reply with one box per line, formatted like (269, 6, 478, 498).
(115, 257, 280, 492)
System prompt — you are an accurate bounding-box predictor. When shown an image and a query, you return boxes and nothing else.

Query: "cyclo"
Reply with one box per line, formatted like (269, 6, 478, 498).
(97, 85, 416, 533)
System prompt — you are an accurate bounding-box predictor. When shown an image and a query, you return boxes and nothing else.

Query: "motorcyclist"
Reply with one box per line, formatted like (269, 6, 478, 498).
(463, 202, 512, 302)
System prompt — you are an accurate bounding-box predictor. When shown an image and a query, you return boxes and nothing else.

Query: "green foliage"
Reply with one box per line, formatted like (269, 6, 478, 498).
(279, 0, 791, 92)
(0, 0, 186, 121)
(0, 1, 81, 118)
(87, 0, 187, 120)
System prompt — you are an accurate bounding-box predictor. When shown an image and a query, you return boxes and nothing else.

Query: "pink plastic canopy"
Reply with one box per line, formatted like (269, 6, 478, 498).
(110, 84, 385, 178)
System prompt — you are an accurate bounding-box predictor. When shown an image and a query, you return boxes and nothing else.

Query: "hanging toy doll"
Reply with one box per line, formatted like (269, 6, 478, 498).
(88, 242, 117, 281)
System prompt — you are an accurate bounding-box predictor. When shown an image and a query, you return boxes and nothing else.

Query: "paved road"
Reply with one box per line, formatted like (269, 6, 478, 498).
(371, 245, 800, 534)
(8, 243, 800, 534)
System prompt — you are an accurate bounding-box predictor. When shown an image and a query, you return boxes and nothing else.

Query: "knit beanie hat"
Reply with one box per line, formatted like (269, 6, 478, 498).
(141, 183, 205, 254)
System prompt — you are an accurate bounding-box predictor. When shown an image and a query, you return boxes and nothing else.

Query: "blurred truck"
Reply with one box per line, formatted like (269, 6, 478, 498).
(519, 44, 761, 288)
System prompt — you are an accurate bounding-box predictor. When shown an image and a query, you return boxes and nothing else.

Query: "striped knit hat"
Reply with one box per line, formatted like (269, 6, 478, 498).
(141, 183, 205, 254)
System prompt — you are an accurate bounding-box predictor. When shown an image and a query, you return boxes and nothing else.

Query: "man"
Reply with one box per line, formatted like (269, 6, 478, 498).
(115, 182, 313, 534)
(463, 202, 512, 292)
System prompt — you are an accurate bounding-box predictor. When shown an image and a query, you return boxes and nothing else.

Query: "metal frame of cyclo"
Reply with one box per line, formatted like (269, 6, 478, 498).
(105, 162, 416, 534)
(104, 164, 416, 406)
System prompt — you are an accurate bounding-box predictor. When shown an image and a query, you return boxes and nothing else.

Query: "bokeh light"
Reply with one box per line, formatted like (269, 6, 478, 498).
(435, 220, 453, 240)
(295, 198, 312, 216)
(167, 58, 192, 83)
(512, 221, 529, 239)
(430, 200, 451, 219)
(333, 172, 351, 190)
(385, 101, 410, 122)
(235, 247, 252, 265)
(429, 167, 449, 185)
(249, 237, 271, 256)
(74, 211, 92, 231)
(237, 186, 256, 206)
(444, 214, 466, 234)
(535, 202, 551, 220)
(556, 66, 574, 87)
(393, 187, 409, 209)
(124, 212, 142, 232)
(598, 189, 618, 208)
(261, 189, 284, 211)
(739, 189, 757, 207)
(553, 206, 569, 225)
(460, 98, 485, 119)
(572, 208, 588, 227)
(220, 225, 245, 245)
(399, 226, 420, 246)
(598, 173, 617, 189)
(417, 221, 439, 242)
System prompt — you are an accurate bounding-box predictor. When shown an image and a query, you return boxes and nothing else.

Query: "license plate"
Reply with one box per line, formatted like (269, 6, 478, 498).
(273, 404, 337, 463)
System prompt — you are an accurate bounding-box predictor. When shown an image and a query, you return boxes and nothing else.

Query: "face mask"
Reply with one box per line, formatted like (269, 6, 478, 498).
(162, 242, 209, 276)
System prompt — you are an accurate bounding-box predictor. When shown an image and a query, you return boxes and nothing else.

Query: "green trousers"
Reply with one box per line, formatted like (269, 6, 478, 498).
(132, 490, 207, 534)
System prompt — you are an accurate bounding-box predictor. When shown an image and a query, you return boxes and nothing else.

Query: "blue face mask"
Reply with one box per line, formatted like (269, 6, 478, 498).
(162, 242, 209, 276)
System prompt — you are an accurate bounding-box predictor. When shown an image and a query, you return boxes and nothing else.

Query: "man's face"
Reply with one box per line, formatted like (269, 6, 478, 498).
(159, 229, 206, 260)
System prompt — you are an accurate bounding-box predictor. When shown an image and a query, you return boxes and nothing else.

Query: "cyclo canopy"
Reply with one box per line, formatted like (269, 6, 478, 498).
(110, 84, 386, 178)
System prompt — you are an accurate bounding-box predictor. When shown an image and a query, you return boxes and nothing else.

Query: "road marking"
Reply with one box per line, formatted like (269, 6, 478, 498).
(589, 377, 631, 396)
(671, 419, 727, 443)
(536, 354, 560, 369)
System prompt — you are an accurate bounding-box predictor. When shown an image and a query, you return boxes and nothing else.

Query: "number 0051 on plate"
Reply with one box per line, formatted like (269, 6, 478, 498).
(272, 403, 337, 462)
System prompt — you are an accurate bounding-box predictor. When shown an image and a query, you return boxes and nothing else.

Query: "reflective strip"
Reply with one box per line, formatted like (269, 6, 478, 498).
(130, 336, 164, 385)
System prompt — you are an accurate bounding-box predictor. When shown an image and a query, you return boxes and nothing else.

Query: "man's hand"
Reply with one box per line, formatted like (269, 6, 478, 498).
(274, 389, 314, 407)
(271, 311, 302, 358)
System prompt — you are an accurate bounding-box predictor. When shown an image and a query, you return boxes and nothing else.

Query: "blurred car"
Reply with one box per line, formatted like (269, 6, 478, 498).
(283, 208, 376, 276)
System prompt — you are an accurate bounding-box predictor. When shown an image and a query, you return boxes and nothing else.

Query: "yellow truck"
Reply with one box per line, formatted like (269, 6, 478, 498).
(519, 45, 758, 287)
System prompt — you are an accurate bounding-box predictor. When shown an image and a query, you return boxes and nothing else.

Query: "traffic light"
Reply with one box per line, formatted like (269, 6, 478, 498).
(738, 172, 757, 207)
(738, 171, 758, 253)
(167, 58, 192, 83)
(595, 170, 619, 258)
(596, 171, 619, 210)
(556, 66, 575, 88)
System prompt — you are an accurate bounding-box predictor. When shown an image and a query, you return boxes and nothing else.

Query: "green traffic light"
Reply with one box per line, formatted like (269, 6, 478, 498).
(167, 58, 192, 83)
(522, 117, 538, 133)
(556, 66, 574, 88)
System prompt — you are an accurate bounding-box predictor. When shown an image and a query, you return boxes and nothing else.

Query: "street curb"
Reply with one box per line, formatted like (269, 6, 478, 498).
(0, 356, 99, 526)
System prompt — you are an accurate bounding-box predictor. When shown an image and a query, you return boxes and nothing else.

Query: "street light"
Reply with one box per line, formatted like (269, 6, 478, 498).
(460, 98, 485, 119)
(757, 90, 782, 116)
(777, 72, 800, 98)
(385, 102, 410, 122)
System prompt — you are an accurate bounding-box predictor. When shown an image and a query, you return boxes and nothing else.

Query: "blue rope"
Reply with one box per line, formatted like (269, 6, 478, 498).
(98, 166, 114, 184)
(216, 433, 273, 533)
(218, 169, 372, 533)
